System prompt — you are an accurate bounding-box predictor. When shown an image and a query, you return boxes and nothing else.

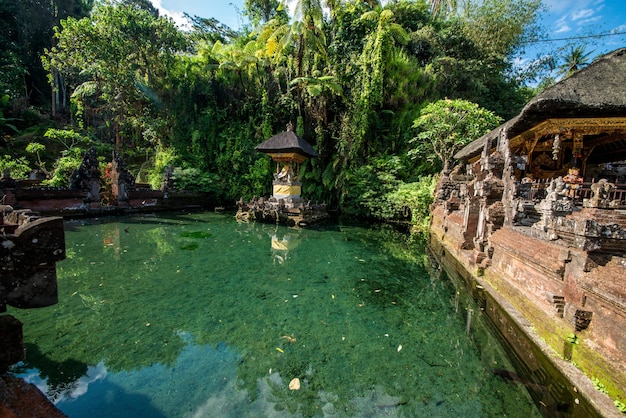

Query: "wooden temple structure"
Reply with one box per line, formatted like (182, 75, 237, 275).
(236, 124, 328, 227)
(429, 48, 626, 415)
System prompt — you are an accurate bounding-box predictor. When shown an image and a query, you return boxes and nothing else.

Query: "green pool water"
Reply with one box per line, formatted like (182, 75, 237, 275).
(9, 212, 540, 417)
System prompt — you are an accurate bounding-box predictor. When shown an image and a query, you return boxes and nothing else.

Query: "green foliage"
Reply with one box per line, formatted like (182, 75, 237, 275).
(244, 0, 287, 27)
(460, 0, 543, 59)
(345, 8, 410, 165)
(0, 95, 19, 134)
(340, 155, 436, 234)
(146, 147, 178, 190)
(244, 157, 272, 199)
(16, 0, 549, 236)
(25, 142, 46, 155)
(172, 167, 220, 194)
(43, 2, 187, 147)
(44, 128, 90, 150)
(0, 155, 31, 179)
(592, 378, 608, 394)
(44, 147, 84, 187)
(341, 155, 404, 219)
(0, 0, 91, 106)
(26, 141, 48, 172)
(387, 175, 438, 234)
(410, 99, 502, 172)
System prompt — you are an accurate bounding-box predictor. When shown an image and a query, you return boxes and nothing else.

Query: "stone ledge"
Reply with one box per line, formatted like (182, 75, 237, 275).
(0, 374, 66, 418)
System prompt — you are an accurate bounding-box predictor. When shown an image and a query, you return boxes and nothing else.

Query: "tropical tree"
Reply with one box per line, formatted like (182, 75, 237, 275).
(340, 8, 409, 162)
(0, 0, 92, 108)
(429, 0, 458, 19)
(410, 98, 502, 173)
(43, 2, 187, 150)
(460, 0, 542, 60)
(557, 45, 593, 79)
(265, 0, 327, 78)
(210, 39, 265, 94)
(185, 14, 238, 46)
(244, 0, 287, 27)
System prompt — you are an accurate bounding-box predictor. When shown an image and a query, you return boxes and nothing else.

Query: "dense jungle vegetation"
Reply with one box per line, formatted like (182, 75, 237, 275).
(1, 0, 558, 234)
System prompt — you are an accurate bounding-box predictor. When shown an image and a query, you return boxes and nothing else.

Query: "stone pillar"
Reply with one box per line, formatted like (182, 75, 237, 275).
(110, 151, 135, 205)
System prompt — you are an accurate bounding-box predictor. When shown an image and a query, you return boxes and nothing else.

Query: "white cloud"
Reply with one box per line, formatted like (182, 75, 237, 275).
(546, 1, 608, 35)
(554, 23, 572, 33)
(150, 0, 191, 30)
(572, 8, 594, 21)
(577, 16, 602, 25)
(551, 15, 571, 33)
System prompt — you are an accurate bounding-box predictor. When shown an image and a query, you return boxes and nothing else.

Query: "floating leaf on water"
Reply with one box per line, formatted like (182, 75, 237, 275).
(289, 378, 301, 390)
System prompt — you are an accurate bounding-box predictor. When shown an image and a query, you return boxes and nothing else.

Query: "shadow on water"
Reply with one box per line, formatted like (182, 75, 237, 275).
(432, 259, 602, 418)
(65, 210, 214, 230)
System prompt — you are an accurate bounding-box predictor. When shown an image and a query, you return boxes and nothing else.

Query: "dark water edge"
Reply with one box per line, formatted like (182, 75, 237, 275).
(431, 240, 605, 418)
(9, 211, 541, 417)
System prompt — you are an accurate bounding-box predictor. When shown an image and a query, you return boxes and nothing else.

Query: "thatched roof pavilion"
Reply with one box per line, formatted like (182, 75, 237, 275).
(255, 123, 318, 164)
(236, 123, 328, 226)
(455, 48, 626, 168)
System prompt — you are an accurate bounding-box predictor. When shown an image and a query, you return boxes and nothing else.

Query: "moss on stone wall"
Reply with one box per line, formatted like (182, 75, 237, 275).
(483, 266, 626, 409)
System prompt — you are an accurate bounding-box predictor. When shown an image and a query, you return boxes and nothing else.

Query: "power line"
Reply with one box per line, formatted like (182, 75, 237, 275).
(521, 30, 626, 44)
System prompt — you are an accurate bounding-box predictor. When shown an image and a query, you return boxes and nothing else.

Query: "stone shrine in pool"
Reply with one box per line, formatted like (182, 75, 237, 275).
(236, 123, 328, 226)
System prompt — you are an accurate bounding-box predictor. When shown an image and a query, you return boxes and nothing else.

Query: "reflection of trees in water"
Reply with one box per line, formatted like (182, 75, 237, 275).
(144, 224, 175, 257)
(13, 343, 88, 401)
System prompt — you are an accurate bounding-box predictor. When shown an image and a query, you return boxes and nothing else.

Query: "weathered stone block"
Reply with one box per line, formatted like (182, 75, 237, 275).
(0, 315, 23, 373)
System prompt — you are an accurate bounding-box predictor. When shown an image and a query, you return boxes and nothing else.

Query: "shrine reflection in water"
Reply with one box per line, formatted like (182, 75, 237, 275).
(10, 212, 540, 417)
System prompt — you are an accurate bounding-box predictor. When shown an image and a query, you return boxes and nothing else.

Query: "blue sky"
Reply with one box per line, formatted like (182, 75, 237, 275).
(532, 0, 626, 58)
(151, 0, 249, 29)
(151, 0, 626, 61)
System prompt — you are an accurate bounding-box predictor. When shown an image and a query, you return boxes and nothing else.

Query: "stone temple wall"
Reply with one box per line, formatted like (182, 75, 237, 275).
(429, 140, 626, 414)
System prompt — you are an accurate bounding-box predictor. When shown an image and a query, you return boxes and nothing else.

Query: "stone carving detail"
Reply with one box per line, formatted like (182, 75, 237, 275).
(236, 195, 327, 227)
(583, 179, 617, 208)
(534, 176, 574, 239)
(161, 165, 175, 192)
(110, 151, 135, 204)
(273, 163, 296, 185)
(564, 303, 593, 332)
(69, 147, 101, 205)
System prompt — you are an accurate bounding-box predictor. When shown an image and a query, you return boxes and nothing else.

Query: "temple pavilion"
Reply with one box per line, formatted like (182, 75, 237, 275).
(429, 48, 626, 410)
(236, 123, 328, 226)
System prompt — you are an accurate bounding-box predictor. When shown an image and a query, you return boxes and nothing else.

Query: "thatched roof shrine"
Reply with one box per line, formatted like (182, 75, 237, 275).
(255, 124, 319, 163)
(455, 48, 626, 163)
